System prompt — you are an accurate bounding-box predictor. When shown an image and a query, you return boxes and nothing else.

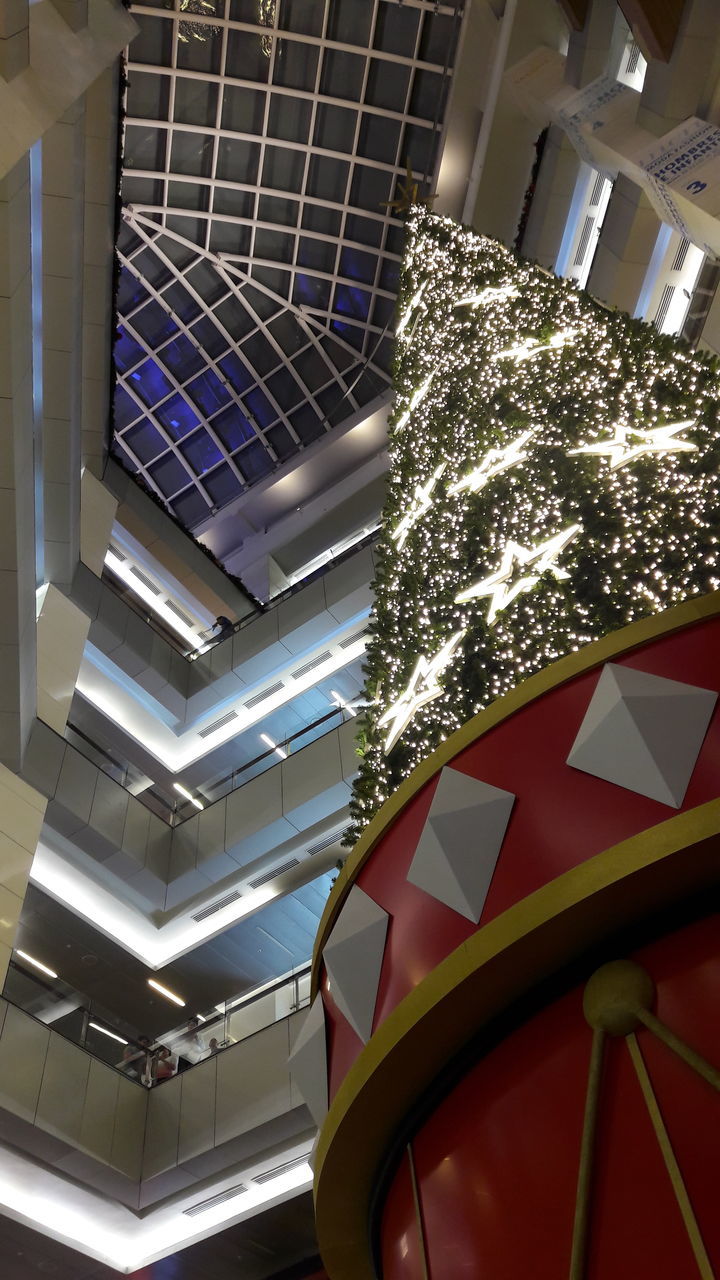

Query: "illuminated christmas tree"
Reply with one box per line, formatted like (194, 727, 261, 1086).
(348, 208, 720, 840)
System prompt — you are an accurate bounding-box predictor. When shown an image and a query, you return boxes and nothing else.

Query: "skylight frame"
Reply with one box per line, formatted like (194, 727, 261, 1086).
(115, 0, 463, 528)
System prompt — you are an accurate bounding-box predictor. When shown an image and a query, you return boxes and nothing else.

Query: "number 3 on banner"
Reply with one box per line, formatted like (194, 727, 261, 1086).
(686, 180, 707, 195)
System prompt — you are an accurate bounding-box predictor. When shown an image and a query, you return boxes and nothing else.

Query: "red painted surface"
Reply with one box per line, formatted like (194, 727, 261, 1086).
(322, 614, 720, 1099)
(379, 1149, 426, 1280)
(323, 968, 365, 1102)
(382, 914, 720, 1279)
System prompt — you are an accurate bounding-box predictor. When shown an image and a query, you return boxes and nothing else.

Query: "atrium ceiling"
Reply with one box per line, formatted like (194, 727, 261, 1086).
(0, 1190, 322, 1280)
(114, 0, 463, 562)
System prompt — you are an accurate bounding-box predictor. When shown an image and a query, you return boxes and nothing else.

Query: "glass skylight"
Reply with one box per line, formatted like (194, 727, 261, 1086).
(113, 0, 462, 540)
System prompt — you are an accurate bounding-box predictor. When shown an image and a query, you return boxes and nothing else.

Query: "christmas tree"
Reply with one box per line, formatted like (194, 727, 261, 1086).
(348, 208, 720, 841)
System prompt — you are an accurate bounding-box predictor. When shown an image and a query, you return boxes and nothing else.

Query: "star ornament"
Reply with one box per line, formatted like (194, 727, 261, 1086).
(568, 420, 698, 471)
(380, 160, 437, 217)
(377, 630, 466, 753)
(394, 372, 434, 433)
(494, 328, 577, 364)
(392, 463, 447, 549)
(453, 284, 520, 310)
(455, 524, 582, 625)
(396, 280, 428, 341)
(449, 429, 535, 498)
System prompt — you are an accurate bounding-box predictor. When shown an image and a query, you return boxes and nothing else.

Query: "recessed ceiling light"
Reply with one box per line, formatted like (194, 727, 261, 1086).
(147, 978, 186, 1007)
(173, 782, 205, 810)
(88, 1022, 128, 1046)
(102, 550, 203, 650)
(15, 950, 58, 980)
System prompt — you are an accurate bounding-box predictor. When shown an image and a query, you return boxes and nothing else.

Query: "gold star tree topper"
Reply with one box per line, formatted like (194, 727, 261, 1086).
(381, 160, 437, 217)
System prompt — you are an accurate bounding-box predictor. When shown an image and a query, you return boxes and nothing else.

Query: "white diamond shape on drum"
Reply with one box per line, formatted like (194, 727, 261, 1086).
(322, 887, 389, 1043)
(288, 994, 328, 1126)
(407, 767, 515, 923)
(567, 662, 716, 807)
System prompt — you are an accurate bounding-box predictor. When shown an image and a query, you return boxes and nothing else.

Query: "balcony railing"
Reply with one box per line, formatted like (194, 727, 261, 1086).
(103, 526, 380, 660)
(63, 699, 357, 824)
(3, 956, 311, 1087)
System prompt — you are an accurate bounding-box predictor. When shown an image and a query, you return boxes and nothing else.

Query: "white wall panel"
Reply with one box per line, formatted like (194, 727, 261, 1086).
(111, 1074, 146, 1182)
(214, 1020, 293, 1146)
(0, 1002, 49, 1122)
(35, 1034, 90, 1144)
(177, 1057, 217, 1166)
(78, 1057, 120, 1166)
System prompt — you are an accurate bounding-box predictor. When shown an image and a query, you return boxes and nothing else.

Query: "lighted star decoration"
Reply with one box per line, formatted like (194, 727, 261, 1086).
(381, 160, 437, 217)
(449, 428, 535, 498)
(396, 280, 428, 342)
(493, 328, 577, 364)
(392, 463, 447, 549)
(454, 285, 520, 310)
(567, 420, 698, 471)
(455, 524, 582, 625)
(395, 372, 434, 432)
(377, 630, 466, 753)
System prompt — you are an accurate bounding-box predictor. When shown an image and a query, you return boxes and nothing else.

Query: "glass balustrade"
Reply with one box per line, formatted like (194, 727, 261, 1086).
(60, 698, 358, 823)
(103, 526, 379, 659)
(3, 956, 311, 1087)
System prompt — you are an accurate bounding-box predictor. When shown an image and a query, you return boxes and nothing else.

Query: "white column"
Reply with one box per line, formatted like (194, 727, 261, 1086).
(0, 157, 39, 771)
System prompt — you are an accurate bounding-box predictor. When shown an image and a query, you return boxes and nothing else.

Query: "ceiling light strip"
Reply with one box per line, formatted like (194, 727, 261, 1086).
(147, 978, 186, 1007)
(15, 950, 58, 980)
(88, 1022, 128, 1046)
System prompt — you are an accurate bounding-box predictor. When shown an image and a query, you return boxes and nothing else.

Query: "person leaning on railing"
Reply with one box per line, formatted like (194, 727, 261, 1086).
(208, 1031, 236, 1053)
(116, 1035, 154, 1085)
(212, 614, 235, 643)
(175, 1017, 209, 1071)
(154, 1045, 178, 1081)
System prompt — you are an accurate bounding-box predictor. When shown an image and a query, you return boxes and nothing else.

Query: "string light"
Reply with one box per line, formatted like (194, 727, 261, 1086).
(453, 284, 520, 310)
(396, 280, 428, 340)
(395, 372, 435, 432)
(346, 208, 720, 843)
